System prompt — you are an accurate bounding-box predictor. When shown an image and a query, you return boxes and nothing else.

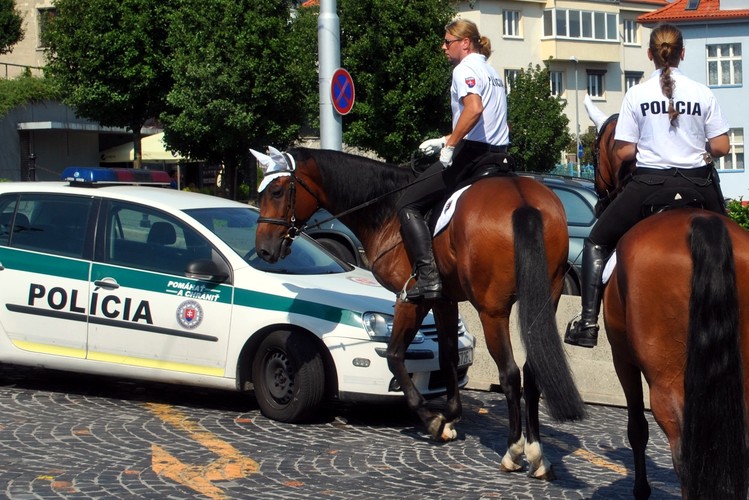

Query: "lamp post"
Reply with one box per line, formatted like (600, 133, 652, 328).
(570, 56, 580, 173)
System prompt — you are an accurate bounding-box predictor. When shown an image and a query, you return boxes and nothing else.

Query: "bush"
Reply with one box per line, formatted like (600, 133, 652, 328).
(726, 198, 749, 230)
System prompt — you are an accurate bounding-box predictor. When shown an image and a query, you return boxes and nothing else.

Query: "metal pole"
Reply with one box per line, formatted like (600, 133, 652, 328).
(318, 0, 342, 151)
(570, 56, 580, 174)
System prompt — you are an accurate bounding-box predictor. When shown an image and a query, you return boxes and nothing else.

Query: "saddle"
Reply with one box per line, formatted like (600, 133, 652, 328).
(428, 152, 516, 233)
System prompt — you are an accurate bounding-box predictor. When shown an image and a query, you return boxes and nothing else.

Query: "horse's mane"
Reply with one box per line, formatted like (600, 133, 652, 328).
(289, 147, 415, 230)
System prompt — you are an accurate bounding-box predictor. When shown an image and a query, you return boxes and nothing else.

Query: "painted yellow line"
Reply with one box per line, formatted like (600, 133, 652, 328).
(146, 403, 259, 500)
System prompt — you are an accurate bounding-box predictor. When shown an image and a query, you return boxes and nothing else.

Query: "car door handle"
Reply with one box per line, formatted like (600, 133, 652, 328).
(94, 279, 120, 290)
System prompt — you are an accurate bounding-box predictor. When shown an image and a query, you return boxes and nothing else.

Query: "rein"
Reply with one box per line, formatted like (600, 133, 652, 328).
(304, 167, 445, 231)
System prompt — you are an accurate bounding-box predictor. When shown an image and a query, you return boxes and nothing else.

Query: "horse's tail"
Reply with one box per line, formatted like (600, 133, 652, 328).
(513, 206, 586, 422)
(682, 215, 747, 498)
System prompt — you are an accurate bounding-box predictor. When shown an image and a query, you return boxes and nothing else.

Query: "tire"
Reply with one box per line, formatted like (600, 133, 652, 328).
(252, 331, 325, 423)
(315, 237, 357, 266)
(562, 271, 580, 296)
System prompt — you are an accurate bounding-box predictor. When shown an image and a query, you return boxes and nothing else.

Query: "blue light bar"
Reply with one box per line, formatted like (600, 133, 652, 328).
(61, 167, 171, 186)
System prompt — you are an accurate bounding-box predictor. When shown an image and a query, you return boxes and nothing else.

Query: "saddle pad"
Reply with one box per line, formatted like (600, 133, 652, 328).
(602, 251, 617, 284)
(434, 185, 471, 236)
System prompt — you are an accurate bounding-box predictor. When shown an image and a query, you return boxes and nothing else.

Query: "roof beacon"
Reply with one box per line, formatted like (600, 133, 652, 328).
(61, 167, 171, 187)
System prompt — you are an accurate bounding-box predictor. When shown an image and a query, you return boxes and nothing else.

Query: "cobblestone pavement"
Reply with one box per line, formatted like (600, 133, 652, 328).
(0, 363, 680, 499)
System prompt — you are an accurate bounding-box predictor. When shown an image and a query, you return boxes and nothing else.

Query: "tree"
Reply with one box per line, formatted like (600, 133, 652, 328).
(162, 0, 311, 199)
(297, 0, 455, 163)
(0, 0, 23, 55)
(507, 63, 572, 172)
(43, 0, 174, 167)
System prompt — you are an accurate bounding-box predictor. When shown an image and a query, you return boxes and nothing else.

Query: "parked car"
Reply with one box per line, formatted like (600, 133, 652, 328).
(0, 167, 474, 423)
(306, 173, 598, 296)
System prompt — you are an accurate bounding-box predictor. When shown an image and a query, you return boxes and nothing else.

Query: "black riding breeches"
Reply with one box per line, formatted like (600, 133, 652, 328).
(588, 166, 724, 248)
(396, 143, 486, 215)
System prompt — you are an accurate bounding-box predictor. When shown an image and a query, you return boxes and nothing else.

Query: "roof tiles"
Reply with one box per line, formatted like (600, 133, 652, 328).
(640, 0, 749, 23)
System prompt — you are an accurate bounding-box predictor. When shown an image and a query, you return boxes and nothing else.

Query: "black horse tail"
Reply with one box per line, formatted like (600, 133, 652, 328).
(513, 206, 586, 422)
(682, 215, 747, 499)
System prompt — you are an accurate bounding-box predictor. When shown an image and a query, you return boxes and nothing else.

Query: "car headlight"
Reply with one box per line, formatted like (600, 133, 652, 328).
(362, 312, 425, 344)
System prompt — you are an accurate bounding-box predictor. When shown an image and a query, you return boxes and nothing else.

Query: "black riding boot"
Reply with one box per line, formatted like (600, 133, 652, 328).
(399, 209, 442, 301)
(565, 240, 608, 348)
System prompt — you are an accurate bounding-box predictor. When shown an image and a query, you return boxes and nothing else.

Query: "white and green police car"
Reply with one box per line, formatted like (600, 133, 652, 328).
(0, 167, 474, 422)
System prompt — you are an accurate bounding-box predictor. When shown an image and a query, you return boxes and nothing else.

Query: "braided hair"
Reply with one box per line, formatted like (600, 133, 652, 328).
(649, 24, 684, 126)
(445, 19, 492, 59)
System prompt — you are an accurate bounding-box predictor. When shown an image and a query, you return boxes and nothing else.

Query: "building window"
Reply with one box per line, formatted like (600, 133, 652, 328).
(543, 9, 617, 41)
(718, 128, 744, 170)
(503, 10, 521, 38)
(707, 44, 742, 87)
(37, 8, 57, 49)
(623, 19, 638, 45)
(550, 71, 564, 97)
(587, 71, 606, 98)
(624, 72, 643, 91)
(504, 69, 520, 93)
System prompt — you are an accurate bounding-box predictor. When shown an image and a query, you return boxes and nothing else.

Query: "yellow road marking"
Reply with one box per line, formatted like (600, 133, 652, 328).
(146, 403, 259, 500)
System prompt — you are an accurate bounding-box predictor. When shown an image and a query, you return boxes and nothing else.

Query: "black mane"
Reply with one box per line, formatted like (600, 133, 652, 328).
(289, 147, 415, 230)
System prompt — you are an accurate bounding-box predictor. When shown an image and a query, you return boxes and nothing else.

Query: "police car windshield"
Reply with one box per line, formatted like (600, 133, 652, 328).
(185, 207, 348, 275)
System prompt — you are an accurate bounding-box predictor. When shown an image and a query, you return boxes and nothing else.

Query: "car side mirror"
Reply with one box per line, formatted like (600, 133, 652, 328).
(185, 259, 230, 282)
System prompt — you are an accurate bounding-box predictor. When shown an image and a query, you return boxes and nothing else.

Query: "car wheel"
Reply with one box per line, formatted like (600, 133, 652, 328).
(562, 272, 580, 296)
(252, 331, 325, 423)
(315, 237, 357, 265)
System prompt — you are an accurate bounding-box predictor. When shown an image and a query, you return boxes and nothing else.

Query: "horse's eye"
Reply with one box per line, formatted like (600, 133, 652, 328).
(269, 186, 284, 199)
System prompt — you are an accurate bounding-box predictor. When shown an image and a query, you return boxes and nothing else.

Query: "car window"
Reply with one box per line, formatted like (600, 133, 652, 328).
(186, 207, 348, 275)
(104, 201, 216, 276)
(551, 187, 596, 226)
(0, 194, 93, 258)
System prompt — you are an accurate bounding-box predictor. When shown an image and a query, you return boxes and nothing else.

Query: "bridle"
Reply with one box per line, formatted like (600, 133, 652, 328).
(256, 162, 321, 243)
(593, 114, 621, 209)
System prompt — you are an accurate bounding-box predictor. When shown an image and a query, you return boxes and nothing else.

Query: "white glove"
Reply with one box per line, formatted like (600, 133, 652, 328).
(419, 137, 446, 156)
(439, 146, 455, 168)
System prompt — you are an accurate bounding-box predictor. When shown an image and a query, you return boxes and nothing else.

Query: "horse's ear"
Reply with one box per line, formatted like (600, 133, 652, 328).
(584, 95, 608, 132)
(250, 148, 276, 174)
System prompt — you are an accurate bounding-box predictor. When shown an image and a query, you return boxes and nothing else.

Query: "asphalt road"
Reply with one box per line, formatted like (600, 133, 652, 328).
(0, 363, 681, 499)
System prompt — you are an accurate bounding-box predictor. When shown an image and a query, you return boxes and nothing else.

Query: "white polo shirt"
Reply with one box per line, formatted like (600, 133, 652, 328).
(615, 67, 729, 170)
(451, 53, 509, 146)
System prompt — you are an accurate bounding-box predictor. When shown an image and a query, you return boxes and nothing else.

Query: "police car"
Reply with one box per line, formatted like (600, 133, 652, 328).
(0, 167, 474, 423)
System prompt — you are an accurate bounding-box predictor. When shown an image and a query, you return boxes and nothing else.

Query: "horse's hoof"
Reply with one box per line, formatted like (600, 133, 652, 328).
(426, 415, 446, 441)
(441, 421, 457, 441)
(499, 456, 523, 473)
(528, 465, 556, 481)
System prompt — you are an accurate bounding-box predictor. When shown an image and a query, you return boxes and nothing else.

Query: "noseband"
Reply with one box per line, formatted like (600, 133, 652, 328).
(257, 169, 320, 242)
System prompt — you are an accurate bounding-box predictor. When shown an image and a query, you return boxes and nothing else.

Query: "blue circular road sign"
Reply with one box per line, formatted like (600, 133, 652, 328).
(331, 68, 355, 115)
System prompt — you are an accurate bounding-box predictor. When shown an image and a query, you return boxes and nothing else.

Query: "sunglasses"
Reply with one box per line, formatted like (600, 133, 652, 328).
(443, 38, 463, 47)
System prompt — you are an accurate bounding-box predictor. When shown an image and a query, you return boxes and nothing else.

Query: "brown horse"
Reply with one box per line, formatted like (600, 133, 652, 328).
(253, 147, 585, 479)
(590, 111, 749, 499)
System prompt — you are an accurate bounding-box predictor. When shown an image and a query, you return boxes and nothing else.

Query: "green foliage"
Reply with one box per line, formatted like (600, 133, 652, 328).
(507, 63, 572, 172)
(727, 198, 749, 231)
(43, 0, 174, 135)
(297, 0, 454, 163)
(162, 0, 308, 198)
(0, 75, 61, 116)
(567, 127, 597, 166)
(0, 0, 24, 55)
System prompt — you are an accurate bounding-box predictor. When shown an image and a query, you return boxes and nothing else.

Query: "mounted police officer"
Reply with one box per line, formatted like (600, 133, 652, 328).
(397, 19, 509, 301)
(565, 23, 731, 348)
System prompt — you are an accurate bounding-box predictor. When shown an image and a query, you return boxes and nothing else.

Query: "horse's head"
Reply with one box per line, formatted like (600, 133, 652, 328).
(252, 147, 321, 263)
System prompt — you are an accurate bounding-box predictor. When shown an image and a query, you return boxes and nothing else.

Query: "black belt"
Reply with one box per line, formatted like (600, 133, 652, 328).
(463, 140, 507, 153)
(635, 165, 711, 178)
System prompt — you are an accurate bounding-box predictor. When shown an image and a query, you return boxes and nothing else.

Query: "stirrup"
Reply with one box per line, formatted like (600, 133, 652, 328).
(564, 318, 599, 348)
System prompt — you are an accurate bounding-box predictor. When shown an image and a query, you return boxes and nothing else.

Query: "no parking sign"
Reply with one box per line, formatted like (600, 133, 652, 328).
(331, 68, 355, 115)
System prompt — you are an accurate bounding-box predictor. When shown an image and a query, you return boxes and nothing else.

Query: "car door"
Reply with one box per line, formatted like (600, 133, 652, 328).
(87, 199, 233, 378)
(0, 193, 95, 358)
